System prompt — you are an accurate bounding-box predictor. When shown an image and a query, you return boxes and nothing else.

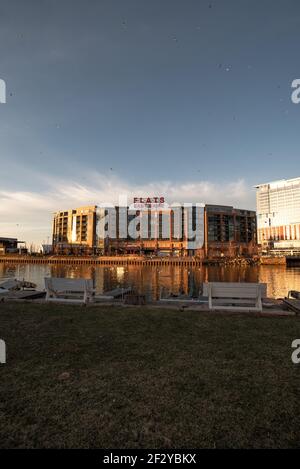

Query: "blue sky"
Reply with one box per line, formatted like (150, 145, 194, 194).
(0, 0, 300, 244)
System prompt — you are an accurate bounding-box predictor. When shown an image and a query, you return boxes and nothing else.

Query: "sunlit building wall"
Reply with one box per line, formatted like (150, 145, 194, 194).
(52, 206, 97, 254)
(52, 203, 257, 257)
(256, 178, 300, 249)
(96, 205, 205, 256)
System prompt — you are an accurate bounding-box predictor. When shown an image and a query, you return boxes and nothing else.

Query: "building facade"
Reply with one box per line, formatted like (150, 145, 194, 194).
(52, 206, 97, 254)
(96, 204, 205, 256)
(256, 177, 300, 251)
(0, 237, 26, 254)
(204, 205, 257, 258)
(52, 202, 257, 258)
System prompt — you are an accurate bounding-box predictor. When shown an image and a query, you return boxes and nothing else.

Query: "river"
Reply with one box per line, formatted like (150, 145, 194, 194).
(1, 262, 300, 300)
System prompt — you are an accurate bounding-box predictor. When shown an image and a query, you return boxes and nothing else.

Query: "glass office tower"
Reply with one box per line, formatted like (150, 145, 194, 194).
(256, 177, 300, 250)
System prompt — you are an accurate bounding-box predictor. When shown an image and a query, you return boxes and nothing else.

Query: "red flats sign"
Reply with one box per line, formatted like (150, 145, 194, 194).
(133, 197, 165, 209)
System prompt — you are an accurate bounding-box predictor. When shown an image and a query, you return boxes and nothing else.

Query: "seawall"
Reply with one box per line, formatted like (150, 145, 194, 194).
(0, 255, 288, 267)
(0, 255, 203, 267)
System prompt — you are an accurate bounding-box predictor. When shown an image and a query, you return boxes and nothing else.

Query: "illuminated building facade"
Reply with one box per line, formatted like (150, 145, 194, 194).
(52, 201, 257, 258)
(52, 206, 97, 254)
(96, 204, 205, 256)
(256, 177, 300, 251)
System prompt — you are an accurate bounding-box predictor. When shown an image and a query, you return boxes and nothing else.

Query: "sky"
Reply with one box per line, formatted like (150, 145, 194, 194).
(0, 0, 300, 246)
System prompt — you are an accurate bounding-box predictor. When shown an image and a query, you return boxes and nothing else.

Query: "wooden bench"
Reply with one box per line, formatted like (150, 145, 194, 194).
(206, 282, 263, 312)
(44, 278, 93, 304)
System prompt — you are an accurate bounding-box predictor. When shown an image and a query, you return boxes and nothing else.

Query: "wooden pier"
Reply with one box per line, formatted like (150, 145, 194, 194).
(0, 255, 203, 267)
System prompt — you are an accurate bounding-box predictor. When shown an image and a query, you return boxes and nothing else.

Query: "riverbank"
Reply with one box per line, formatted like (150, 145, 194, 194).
(1, 255, 202, 266)
(1, 303, 300, 448)
(0, 254, 286, 266)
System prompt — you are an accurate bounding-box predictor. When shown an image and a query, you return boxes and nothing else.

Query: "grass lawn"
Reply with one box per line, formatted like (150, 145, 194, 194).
(0, 302, 300, 448)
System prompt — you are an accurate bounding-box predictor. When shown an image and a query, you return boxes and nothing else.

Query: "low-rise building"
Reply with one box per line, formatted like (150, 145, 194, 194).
(204, 205, 257, 258)
(0, 237, 26, 254)
(52, 201, 257, 258)
(52, 206, 97, 254)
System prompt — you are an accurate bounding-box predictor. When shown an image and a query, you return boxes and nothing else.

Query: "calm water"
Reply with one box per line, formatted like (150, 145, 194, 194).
(1, 262, 300, 300)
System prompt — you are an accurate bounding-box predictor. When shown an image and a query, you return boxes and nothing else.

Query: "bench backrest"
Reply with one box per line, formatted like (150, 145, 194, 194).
(203, 282, 266, 298)
(45, 277, 93, 293)
(209, 282, 260, 299)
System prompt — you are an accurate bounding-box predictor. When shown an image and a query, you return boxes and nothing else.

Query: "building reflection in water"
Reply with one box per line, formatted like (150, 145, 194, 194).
(0, 263, 300, 300)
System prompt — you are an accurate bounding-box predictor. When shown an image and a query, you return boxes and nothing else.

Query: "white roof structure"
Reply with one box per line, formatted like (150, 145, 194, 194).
(255, 177, 300, 189)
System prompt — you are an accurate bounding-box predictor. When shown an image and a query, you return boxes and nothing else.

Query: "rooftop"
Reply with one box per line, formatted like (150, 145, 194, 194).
(255, 176, 300, 189)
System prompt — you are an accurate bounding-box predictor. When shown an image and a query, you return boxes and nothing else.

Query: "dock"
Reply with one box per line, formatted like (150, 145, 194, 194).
(0, 290, 46, 301)
(94, 287, 133, 300)
(283, 298, 300, 314)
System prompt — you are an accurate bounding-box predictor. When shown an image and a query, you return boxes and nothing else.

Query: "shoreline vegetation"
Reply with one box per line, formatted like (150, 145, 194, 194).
(0, 303, 299, 448)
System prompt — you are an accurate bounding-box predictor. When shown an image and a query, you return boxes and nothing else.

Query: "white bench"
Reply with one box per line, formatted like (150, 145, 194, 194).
(203, 282, 267, 298)
(44, 278, 93, 304)
(206, 282, 263, 312)
(0, 339, 6, 364)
